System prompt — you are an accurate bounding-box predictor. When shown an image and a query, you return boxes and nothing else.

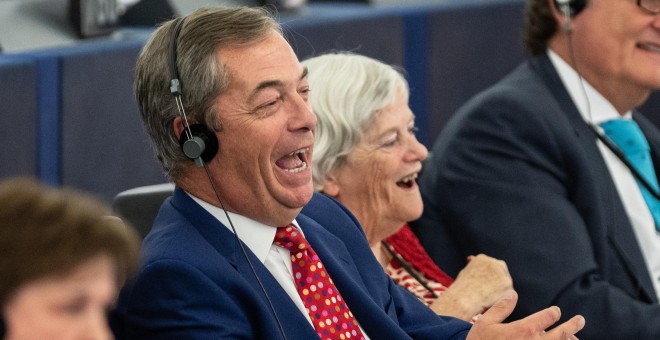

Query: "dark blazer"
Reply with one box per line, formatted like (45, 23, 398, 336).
(411, 54, 660, 339)
(113, 188, 471, 339)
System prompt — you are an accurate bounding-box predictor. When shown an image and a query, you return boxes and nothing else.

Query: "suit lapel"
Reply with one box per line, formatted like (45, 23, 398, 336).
(170, 188, 241, 267)
(296, 211, 403, 335)
(294, 213, 375, 309)
(297, 214, 352, 266)
(169, 189, 319, 337)
(632, 113, 660, 303)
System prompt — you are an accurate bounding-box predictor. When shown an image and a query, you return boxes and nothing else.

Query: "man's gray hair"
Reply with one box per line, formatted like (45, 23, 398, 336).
(135, 7, 281, 179)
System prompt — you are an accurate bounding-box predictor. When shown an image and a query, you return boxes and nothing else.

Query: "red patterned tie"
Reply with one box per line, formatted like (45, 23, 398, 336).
(273, 224, 366, 340)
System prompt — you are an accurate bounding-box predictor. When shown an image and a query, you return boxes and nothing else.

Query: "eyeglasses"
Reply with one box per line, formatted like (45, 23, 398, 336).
(638, 0, 660, 14)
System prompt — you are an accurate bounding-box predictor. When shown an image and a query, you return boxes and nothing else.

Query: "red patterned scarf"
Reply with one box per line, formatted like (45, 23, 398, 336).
(385, 224, 454, 287)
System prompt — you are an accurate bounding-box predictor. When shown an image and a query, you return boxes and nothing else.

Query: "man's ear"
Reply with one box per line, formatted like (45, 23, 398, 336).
(173, 116, 186, 141)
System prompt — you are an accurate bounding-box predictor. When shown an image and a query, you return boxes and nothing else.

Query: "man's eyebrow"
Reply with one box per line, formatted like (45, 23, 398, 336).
(253, 80, 283, 94)
(300, 67, 308, 80)
(249, 67, 310, 100)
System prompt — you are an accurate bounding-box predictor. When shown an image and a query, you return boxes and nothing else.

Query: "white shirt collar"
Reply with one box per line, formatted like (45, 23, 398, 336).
(547, 49, 632, 123)
(186, 192, 300, 263)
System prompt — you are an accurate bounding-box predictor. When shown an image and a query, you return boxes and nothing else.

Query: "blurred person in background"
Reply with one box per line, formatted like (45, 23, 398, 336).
(0, 177, 140, 340)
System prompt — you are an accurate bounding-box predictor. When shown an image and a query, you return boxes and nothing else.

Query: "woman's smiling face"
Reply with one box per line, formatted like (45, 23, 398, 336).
(323, 88, 428, 242)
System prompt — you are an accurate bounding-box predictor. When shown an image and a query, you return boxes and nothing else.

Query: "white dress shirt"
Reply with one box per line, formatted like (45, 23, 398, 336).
(549, 49, 660, 301)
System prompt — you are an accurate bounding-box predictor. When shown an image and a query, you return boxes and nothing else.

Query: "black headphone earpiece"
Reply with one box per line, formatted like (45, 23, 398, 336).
(169, 17, 219, 166)
(178, 123, 219, 162)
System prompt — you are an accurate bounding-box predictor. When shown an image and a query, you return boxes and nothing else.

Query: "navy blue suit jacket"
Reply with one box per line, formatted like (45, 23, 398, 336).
(412, 54, 660, 339)
(113, 189, 470, 339)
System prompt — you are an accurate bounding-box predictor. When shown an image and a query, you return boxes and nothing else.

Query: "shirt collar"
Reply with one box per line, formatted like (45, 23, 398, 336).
(186, 192, 300, 263)
(547, 49, 632, 123)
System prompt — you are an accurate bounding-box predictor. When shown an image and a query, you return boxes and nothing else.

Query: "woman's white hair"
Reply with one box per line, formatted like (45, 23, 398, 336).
(302, 52, 409, 191)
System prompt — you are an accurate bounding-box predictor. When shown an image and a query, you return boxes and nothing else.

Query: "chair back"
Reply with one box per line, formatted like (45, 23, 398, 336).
(113, 183, 175, 239)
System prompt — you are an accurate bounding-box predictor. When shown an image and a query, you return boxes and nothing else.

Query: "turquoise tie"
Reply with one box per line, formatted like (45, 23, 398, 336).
(601, 119, 660, 232)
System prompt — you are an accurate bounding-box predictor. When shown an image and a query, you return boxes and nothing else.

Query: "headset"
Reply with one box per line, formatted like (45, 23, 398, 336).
(167, 17, 288, 339)
(554, 0, 587, 32)
(169, 18, 219, 168)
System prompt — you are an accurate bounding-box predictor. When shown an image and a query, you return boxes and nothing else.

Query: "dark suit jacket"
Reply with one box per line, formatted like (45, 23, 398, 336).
(411, 54, 660, 339)
(113, 188, 470, 339)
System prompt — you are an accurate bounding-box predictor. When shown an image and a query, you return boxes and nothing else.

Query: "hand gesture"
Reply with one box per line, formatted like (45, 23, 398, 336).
(466, 290, 585, 340)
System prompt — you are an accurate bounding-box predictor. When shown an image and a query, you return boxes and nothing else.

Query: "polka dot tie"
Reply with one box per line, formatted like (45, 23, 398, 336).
(601, 119, 660, 232)
(273, 224, 366, 340)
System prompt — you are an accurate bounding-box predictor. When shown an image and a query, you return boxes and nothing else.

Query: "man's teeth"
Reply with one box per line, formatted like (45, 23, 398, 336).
(283, 147, 309, 173)
(285, 161, 307, 173)
(288, 148, 308, 157)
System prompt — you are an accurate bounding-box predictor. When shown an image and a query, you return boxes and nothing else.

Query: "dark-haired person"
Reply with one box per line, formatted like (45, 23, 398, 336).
(0, 177, 140, 340)
(413, 0, 660, 338)
(112, 6, 584, 339)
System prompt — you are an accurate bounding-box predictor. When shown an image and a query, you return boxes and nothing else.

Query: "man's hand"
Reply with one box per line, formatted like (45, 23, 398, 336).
(466, 290, 585, 339)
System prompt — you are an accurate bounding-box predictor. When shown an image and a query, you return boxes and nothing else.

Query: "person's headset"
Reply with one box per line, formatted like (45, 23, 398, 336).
(169, 18, 219, 168)
(554, 0, 587, 32)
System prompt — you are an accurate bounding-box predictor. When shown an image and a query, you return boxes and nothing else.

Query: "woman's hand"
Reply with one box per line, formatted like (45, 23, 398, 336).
(430, 254, 513, 321)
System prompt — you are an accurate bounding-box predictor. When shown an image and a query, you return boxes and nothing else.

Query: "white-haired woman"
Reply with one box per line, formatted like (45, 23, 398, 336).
(303, 53, 513, 321)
